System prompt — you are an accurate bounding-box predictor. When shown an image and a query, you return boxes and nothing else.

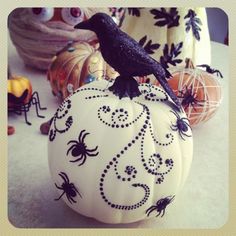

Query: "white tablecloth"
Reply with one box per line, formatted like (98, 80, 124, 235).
(8, 39, 229, 228)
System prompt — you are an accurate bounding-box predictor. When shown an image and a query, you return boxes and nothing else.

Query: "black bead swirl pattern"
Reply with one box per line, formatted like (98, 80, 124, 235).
(72, 87, 106, 96)
(98, 101, 178, 210)
(99, 103, 152, 210)
(141, 125, 174, 184)
(49, 100, 73, 141)
(98, 104, 145, 128)
(51, 82, 189, 213)
(139, 84, 169, 102)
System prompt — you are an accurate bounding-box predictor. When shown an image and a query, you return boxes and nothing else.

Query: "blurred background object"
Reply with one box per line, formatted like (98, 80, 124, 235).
(8, 8, 110, 70)
(206, 8, 228, 45)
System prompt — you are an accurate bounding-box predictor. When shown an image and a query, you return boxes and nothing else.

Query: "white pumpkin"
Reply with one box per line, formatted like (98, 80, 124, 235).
(48, 80, 193, 224)
(121, 8, 211, 69)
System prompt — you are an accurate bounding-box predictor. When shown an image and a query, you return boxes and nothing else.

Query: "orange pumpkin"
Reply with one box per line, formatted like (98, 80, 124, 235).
(136, 59, 222, 126)
(47, 41, 118, 100)
(8, 75, 33, 108)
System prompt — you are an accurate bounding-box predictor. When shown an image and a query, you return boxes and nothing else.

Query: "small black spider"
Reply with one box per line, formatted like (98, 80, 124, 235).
(67, 129, 99, 166)
(8, 91, 46, 125)
(54, 172, 82, 204)
(170, 110, 192, 140)
(197, 64, 223, 78)
(178, 85, 205, 111)
(146, 195, 175, 217)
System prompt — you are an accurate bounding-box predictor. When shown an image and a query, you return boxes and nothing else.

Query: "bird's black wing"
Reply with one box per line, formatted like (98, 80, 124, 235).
(109, 31, 167, 78)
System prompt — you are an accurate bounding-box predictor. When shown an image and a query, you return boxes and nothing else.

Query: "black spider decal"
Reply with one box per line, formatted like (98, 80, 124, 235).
(54, 172, 82, 204)
(170, 110, 192, 140)
(197, 64, 223, 78)
(67, 129, 99, 166)
(178, 85, 205, 111)
(146, 195, 175, 217)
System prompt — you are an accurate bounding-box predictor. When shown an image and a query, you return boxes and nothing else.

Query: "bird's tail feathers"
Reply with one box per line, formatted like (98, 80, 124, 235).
(154, 72, 181, 110)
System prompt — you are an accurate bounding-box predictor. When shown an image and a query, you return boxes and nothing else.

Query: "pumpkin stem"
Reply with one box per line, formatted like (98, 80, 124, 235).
(108, 76, 141, 99)
(185, 58, 195, 69)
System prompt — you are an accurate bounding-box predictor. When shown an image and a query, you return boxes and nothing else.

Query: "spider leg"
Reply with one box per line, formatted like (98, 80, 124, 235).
(146, 206, 156, 217)
(185, 122, 192, 130)
(183, 132, 192, 138)
(81, 131, 90, 143)
(66, 194, 74, 204)
(74, 186, 82, 198)
(156, 211, 161, 218)
(170, 124, 178, 131)
(68, 194, 77, 204)
(218, 71, 223, 78)
(31, 91, 47, 110)
(170, 195, 175, 202)
(86, 145, 98, 152)
(54, 191, 65, 201)
(161, 209, 166, 217)
(191, 103, 198, 112)
(78, 155, 87, 166)
(87, 146, 99, 156)
(181, 117, 190, 122)
(69, 154, 84, 163)
(59, 172, 69, 183)
(55, 183, 63, 190)
(22, 103, 32, 125)
(170, 110, 179, 119)
(67, 140, 78, 145)
(66, 144, 77, 156)
(194, 100, 205, 108)
(78, 130, 86, 143)
(179, 131, 186, 141)
(184, 103, 190, 111)
(87, 151, 99, 157)
(32, 96, 45, 118)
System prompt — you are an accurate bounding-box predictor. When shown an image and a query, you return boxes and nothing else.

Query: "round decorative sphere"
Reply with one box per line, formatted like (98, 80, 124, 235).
(48, 80, 193, 224)
(136, 64, 222, 126)
(47, 42, 118, 100)
(169, 66, 222, 126)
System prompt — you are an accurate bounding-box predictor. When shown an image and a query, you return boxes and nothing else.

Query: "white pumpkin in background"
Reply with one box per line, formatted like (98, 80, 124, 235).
(121, 7, 211, 71)
(48, 79, 193, 224)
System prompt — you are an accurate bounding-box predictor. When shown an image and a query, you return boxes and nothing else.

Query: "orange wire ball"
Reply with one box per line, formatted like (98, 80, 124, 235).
(169, 63, 222, 126)
(136, 59, 222, 126)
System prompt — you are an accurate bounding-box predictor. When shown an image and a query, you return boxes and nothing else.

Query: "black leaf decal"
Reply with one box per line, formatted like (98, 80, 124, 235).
(150, 8, 180, 28)
(138, 35, 160, 54)
(160, 42, 183, 69)
(127, 8, 143, 17)
(184, 9, 202, 41)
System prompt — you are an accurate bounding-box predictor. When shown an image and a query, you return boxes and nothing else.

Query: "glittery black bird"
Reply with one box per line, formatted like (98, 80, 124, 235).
(75, 13, 181, 108)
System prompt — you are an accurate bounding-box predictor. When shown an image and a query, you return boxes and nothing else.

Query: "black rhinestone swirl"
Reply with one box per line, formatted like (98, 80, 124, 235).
(139, 84, 169, 102)
(99, 102, 151, 210)
(140, 123, 174, 184)
(98, 103, 146, 128)
(49, 100, 73, 141)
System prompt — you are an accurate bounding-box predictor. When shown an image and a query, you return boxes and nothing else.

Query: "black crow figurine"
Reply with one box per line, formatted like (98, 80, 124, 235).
(75, 13, 181, 108)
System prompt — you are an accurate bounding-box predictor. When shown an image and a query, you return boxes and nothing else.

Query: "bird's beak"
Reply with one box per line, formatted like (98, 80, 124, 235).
(74, 20, 91, 30)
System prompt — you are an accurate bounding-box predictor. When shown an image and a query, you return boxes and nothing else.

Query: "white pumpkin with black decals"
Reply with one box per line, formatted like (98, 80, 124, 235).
(48, 79, 193, 224)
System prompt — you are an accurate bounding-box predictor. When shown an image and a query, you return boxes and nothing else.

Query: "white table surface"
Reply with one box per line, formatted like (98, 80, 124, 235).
(8, 39, 229, 229)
